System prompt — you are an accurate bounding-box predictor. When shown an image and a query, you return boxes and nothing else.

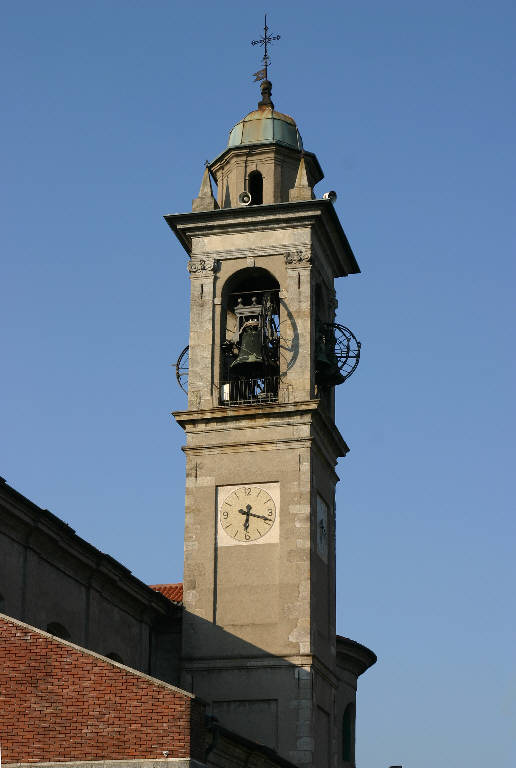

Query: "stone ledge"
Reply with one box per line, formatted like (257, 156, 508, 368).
(173, 400, 319, 424)
(4, 762, 204, 768)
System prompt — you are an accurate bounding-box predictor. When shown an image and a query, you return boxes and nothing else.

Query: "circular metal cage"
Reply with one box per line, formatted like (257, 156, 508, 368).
(175, 345, 189, 393)
(325, 323, 361, 382)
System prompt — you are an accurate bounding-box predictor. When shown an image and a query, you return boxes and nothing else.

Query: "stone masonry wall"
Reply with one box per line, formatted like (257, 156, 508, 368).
(0, 614, 205, 764)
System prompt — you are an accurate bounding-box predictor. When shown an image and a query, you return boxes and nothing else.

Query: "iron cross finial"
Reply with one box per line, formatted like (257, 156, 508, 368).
(251, 13, 281, 81)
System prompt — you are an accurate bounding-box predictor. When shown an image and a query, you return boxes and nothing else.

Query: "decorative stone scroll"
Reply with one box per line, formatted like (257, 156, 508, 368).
(284, 250, 311, 266)
(187, 257, 220, 275)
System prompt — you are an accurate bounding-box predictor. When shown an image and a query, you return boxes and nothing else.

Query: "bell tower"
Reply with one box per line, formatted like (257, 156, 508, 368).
(165, 69, 375, 768)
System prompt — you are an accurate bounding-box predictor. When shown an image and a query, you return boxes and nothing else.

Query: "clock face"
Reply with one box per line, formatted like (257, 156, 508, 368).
(219, 485, 277, 543)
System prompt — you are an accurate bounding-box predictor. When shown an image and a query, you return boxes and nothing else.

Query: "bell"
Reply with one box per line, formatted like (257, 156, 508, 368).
(318, 365, 346, 387)
(230, 324, 264, 376)
(316, 346, 345, 387)
(316, 346, 333, 373)
(315, 324, 345, 387)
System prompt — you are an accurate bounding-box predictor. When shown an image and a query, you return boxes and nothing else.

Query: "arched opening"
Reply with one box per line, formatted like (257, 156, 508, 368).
(220, 267, 280, 405)
(248, 170, 263, 205)
(46, 622, 71, 641)
(342, 702, 356, 764)
(106, 652, 124, 664)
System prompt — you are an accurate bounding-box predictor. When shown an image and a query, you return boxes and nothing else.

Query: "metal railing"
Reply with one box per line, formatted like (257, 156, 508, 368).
(219, 376, 279, 406)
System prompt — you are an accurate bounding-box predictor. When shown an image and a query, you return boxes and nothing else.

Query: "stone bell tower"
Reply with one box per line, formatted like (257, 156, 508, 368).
(165, 78, 375, 768)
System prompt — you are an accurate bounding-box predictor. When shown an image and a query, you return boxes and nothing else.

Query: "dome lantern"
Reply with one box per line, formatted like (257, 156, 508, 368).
(209, 82, 323, 208)
(206, 16, 323, 208)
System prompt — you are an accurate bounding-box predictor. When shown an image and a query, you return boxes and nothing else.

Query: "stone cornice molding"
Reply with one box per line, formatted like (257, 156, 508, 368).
(192, 242, 312, 263)
(164, 199, 360, 278)
(173, 400, 348, 463)
(173, 399, 319, 427)
(336, 635, 377, 678)
(210, 141, 323, 174)
(182, 437, 312, 456)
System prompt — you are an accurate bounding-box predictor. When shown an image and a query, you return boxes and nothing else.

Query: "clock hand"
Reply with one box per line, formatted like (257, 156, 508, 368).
(238, 506, 272, 525)
(238, 505, 252, 531)
(246, 511, 273, 522)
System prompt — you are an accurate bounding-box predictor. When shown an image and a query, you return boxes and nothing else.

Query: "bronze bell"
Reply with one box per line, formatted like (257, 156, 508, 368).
(230, 322, 264, 375)
(319, 363, 346, 387)
(316, 345, 333, 373)
(315, 331, 345, 387)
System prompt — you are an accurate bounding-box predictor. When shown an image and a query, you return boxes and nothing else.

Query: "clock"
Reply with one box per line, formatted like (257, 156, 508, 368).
(218, 484, 278, 544)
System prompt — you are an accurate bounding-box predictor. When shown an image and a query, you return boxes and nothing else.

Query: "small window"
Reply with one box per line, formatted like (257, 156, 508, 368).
(0, 592, 5, 612)
(46, 622, 71, 641)
(248, 170, 263, 205)
(343, 702, 356, 763)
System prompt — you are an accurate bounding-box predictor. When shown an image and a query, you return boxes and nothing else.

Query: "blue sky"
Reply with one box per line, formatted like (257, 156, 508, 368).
(1, 2, 515, 766)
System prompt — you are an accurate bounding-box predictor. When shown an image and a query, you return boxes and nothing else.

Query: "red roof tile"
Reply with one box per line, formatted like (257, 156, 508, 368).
(0, 613, 203, 764)
(149, 583, 183, 604)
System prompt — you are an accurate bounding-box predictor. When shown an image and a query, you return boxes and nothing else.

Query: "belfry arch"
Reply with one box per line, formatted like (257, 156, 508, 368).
(219, 267, 280, 405)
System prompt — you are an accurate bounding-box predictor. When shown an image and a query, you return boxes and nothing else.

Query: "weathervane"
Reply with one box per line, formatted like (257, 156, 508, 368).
(251, 14, 280, 82)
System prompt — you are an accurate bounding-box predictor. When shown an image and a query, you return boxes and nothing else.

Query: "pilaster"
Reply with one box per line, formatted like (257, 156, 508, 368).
(284, 249, 313, 401)
(186, 257, 219, 410)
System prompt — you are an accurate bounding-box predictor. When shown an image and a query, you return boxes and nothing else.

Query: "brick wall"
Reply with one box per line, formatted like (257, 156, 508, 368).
(0, 614, 206, 764)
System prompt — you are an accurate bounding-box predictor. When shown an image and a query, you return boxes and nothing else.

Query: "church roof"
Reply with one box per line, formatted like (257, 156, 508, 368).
(0, 613, 299, 768)
(0, 613, 201, 764)
(149, 582, 183, 604)
(227, 106, 303, 152)
(0, 477, 179, 619)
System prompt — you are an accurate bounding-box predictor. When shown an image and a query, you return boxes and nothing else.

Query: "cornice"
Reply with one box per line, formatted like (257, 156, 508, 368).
(312, 405, 350, 460)
(182, 437, 312, 456)
(164, 199, 359, 277)
(336, 634, 377, 678)
(210, 142, 324, 186)
(173, 400, 348, 463)
(173, 399, 320, 427)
